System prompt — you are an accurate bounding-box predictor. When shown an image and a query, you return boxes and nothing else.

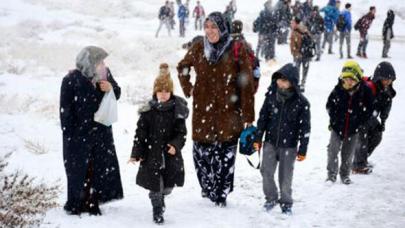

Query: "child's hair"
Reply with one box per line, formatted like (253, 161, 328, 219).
(153, 63, 174, 94)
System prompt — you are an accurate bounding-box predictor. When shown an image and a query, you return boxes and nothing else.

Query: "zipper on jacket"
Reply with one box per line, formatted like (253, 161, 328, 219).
(344, 95, 353, 139)
(275, 101, 286, 147)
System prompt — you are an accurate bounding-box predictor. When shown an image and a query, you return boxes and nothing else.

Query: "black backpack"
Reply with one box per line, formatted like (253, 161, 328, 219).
(336, 14, 346, 31)
(300, 33, 316, 58)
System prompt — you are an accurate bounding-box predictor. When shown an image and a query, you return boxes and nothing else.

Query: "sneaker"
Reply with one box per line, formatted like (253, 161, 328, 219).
(352, 167, 372, 175)
(326, 176, 337, 183)
(356, 52, 362, 58)
(347, 55, 353, 59)
(281, 204, 292, 215)
(363, 53, 368, 59)
(263, 200, 278, 212)
(341, 177, 352, 185)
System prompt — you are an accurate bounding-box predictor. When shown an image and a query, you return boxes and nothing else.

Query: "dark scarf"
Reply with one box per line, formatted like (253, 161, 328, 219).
(276, 88, 295, 103)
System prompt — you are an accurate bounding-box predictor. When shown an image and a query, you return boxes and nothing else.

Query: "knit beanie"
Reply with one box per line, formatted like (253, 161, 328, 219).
(340, 60, 363, 82)
(153, 63, 174, 94)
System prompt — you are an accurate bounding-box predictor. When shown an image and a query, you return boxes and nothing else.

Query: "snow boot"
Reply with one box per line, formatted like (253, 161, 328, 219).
(280, 204, 292, 215)
(153, 206, 164, 224)
(326, 175, 337, 183)
(263, 200, 278, 212)
(341, 176, 352, 185)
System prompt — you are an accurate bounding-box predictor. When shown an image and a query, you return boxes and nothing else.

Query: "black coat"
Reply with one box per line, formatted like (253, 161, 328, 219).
(253, 8, 279, 35)
(383, 10, 395, 41)
(256, 64, 311, 156)
(60, 69, 123, 209)
(326, 80, 374, 139)
(306, 13, 325, 35)
(131, 95, 188, 192)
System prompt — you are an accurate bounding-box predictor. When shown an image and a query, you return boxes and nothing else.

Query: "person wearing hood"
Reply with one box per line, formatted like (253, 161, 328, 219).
(129, 63, 188, 224)
(354, 6, 376, 58)
(253, 63, 311, 215)
(353, 62, 396, 174)
(290, 17, 311, 92)
(177, 12, 255, 207)
(326, 60, 374, 185)
(382, 10, 395, 58)
(60, 46, 123, 216)
(275, 0, 293, 45)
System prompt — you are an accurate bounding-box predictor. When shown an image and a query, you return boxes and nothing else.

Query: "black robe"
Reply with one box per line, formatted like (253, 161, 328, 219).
(60, 68, 123, 211)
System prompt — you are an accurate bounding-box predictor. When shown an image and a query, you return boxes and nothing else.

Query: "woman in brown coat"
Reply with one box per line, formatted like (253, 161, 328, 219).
(177, 12, 255, 207)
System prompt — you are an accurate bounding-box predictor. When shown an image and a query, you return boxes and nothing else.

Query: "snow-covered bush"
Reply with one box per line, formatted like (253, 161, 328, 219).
(0, 153, 60, 228)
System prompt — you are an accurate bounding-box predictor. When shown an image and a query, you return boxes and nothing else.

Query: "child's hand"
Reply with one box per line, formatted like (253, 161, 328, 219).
(253, 142, 261, 151)
(99, 80, 112, 92)
(127, 157, 143, 164)
(167, 144, 176, 155)
(296, 154, 306, 162)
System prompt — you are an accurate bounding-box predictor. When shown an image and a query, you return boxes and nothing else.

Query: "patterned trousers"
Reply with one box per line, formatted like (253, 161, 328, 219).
(192, 141, 237, 203)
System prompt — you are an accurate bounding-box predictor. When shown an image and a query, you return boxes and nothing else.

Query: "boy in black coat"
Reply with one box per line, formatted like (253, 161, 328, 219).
(382, 10, 395, 58)
(353, 61, 396, 174)
(326, 60, 374, 184)
(129, 63, 189, 224)
(254, 63, 311, 215)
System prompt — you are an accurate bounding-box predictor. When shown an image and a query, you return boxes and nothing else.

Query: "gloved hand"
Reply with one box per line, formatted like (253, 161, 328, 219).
(253, 142, 262, 151)
(296, 154, 306, 161)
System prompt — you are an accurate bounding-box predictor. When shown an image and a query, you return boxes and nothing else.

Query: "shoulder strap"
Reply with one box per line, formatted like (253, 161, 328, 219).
(362, 77, 377, 96)
(245, 151, 261, 169)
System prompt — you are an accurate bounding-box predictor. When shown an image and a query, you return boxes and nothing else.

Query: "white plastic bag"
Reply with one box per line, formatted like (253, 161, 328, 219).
(94, 90, 118, 126)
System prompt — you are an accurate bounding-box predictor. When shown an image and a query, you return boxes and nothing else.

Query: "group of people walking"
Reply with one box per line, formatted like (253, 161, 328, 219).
(59, 1, 397, 225)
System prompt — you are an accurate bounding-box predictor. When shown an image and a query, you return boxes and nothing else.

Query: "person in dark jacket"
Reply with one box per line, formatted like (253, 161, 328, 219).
(338, 3, 352, 59)
(60, 46, 124, 216)
(129, 63, 188, 224)
(178, 1, 189, 37)
(302, 0, 313, 23)
(275, 0, 293, 45)
(253, 1, 279, 62)
(326, 60, 374, 184)
(353, 62, 396, 174)
(156, 1, 172, 38)
(231, 20, 261, 94)
(254, 63, 311, 215)
(382, 10, 395, 58)
(306, 6, 324, 61)
(355, 6, 376, 58)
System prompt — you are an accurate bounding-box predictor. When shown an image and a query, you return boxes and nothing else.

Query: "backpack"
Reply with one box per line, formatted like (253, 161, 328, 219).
(362, 77, 377, 96)
(232, 40, 260, 93)
(300, 33, 316, 58)
(336, 14, 346, 31)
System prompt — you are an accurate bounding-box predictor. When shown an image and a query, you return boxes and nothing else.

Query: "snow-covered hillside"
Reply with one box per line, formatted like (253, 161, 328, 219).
(0, 0, 405, 227)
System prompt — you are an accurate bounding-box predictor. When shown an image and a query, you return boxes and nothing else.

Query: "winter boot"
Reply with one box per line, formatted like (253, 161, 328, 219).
(326, 175, 337, 183)
(201, 190, 208, 198)
(153, 206, 164, 224)
(341, 176, 352, 185)
(280, 204, 292, 215)
(215, 198, 227, 208)
(263, 200, 278, 212)
(362, 53, 368, 59)
(352, 167, 372, 175)
(88, 203, 102, 216)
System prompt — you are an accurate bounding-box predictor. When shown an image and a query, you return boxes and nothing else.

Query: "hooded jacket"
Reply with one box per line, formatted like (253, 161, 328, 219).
(256, 63, 311, 156)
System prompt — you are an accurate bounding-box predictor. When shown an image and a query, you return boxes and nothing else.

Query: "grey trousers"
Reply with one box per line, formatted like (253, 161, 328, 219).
(322, 31, 334, 53)
(149, 176, 173, 209)
(294, 57, 310, 87)
(327, 131, 359, 179)
(313, 33, 322, 59)
(155, 19, 171, 38)
(339, 31, 351, 57)
(261, 142, 296, 206)
(382, 39, 391, 57)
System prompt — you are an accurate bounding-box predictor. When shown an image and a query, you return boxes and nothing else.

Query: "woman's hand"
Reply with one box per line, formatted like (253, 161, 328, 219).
(99, 80, 112, 92)
(127, 157, 143, 164)
(167, 144, 176, 155)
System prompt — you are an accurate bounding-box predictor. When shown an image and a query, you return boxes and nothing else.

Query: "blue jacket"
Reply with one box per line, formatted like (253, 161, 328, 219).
(255, 64, 311, 156)
(178, 5, 188, 21)
(321, 5, 339, 32)
(340, 10, 352, 32)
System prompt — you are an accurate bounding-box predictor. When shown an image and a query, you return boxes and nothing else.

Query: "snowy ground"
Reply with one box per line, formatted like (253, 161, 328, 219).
(1, 0, 405, 227)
